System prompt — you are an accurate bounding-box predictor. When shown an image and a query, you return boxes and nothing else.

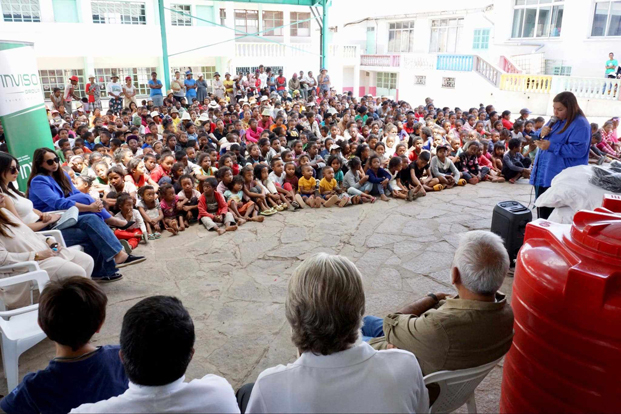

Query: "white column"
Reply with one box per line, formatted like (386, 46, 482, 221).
(283, 9, 291, 45)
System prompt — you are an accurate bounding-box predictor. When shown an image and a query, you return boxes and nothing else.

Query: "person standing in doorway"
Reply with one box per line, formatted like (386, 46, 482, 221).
(148, 72, 163, 107)
(63, 76, 80, 115)
(606, 52, 618, 78)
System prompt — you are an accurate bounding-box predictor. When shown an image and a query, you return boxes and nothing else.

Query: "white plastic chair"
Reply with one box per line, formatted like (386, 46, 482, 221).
(0, 262, 50, 391)
(37, 229, 84, 252)
(424, 357, 502, 414)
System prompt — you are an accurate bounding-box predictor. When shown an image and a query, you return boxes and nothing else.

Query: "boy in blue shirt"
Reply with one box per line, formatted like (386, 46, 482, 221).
(0, 277, 128, 414)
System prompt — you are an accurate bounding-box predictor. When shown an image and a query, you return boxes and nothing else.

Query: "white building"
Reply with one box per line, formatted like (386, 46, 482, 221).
(1, 0, 620, 115)
(329, 0, 621, 116)
(0, 0, 357, 101)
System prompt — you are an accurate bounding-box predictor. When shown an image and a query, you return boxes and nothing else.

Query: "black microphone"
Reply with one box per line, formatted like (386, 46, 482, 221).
(540, 116, 558, 139)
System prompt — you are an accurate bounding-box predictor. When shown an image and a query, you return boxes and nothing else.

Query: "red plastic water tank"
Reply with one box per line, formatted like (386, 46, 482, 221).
(500, 210, 621, 413)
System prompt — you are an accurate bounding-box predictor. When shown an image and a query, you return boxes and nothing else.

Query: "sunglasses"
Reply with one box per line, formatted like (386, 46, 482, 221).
(9, 166, 17, 174)
(45, 157, 60, 166)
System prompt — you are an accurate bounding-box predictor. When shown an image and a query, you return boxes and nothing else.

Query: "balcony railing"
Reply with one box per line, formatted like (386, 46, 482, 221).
(401, 54, 436, 71)
(437, 55, 474, 72)
(499, 56, 522, 74)
(235, 42, 314, 58)
(360, 54, 401, 67)
(475, 56, 503, 87)
(555, 76, 621, 101)
(500, 74, 553, 93)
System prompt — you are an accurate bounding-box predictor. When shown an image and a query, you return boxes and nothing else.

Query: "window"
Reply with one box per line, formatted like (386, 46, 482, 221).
(200, 66, 216, 80)
(473, 28, 490, 50)
(234, 9, 258, 35)
(592, 1, 621, 36)
(442, 77, 456, 89)
(377, 72, 397, 90)
(415, 75, 426, 85)
(53, 0, 78, 22)
(40, 69, 85, 99)
(219, 8, 226, 25)
(171, 4, 191, 26)
(262, 10, 283, 36)
(1, 0, 40, 22)
(92, 1, 146, 25)
(429, 18, 464, 53)
(511, 0, 563, 38)
(545, 60, 572, 76)
(290, 11, 310, 37)
(388, 21, 415, 53)
(94, 67, 156, 96)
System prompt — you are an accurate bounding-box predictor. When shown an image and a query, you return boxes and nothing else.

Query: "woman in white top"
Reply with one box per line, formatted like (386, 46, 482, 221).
(0, 194, 93, 309)
(242, 253, 429, 413)
(0, 153, 61, 230)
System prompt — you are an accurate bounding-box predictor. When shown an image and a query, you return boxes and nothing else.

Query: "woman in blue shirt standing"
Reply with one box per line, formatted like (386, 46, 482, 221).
(530, 92, 591, 219)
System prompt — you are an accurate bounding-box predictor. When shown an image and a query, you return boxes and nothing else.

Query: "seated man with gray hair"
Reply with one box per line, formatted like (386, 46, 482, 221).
(241, 253, 429, 413)
(362, 230, 514, 401)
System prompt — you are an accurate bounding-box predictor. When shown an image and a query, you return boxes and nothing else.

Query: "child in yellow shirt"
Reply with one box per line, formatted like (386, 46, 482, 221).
(295, 165, 321, 208)
(319, 166, 350, 208)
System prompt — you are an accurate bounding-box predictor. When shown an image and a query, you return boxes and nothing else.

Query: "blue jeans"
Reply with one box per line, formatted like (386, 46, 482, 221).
(61, 214, 122, 277)
(361, 315, 385, 342)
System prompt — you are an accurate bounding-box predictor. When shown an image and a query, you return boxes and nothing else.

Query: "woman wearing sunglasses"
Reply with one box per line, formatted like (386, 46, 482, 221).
(24, 148, 146, 282)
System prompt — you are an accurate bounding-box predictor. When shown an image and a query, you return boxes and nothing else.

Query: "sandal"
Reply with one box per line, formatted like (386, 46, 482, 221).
(433, 184, 444, 191)
(370, 196, 377, 203)
(457, 179, 467, 186)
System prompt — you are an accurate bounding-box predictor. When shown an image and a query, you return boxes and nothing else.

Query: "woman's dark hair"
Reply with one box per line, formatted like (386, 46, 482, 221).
(0, 152, 25, 198)
(501, 110, 511, 118)
(120, 296, 194, 386)
(553, 91, 585, 134)
(0, 208, 19, 237)
(107, 165, 125, 179)
(27, 148, 73, 198)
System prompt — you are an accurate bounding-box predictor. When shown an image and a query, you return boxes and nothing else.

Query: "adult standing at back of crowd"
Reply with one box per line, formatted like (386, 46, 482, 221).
(605, 52, 618, 78)
(85, 76, 102, 113)
(530, 91, 590, 219)
(63, 76, 80, 115)
(224, 73, 235, 105)
(148, 72, 163, 107)
(318, 68, 330, 96)
(196, 74, 208, 103)
(212, 73, 225, 100)
(184, 71, 197, 104)
(106, 74, 123, 115)
(171, 71, 185, 103)
(122, 76, 136, 109)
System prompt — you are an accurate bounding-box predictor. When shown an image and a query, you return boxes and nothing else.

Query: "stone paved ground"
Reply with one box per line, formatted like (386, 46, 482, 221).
(6, 180, 533, 412)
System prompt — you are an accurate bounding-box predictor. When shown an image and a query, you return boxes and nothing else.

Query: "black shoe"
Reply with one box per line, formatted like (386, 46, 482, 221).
(118, 220, 136, 230)
(117, 254, 146, 268)
(92, 273, 123, 283)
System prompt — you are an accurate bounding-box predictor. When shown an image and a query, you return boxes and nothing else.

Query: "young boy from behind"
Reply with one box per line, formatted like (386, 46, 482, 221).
(0, 277, 128, 414)
(72, 296, 239, 413)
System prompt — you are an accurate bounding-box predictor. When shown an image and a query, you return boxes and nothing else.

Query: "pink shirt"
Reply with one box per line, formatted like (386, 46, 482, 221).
(245, 126, 264, 143)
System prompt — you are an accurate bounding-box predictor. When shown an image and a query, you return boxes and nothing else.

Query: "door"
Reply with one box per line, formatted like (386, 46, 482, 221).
(366, 27, 376, 54)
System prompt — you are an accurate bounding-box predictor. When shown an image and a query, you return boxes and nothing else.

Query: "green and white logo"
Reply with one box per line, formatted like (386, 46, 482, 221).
(0, 40, 54, 191)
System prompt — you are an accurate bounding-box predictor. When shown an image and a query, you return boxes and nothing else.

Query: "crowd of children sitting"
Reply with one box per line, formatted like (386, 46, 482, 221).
(40, 74, 621, 247)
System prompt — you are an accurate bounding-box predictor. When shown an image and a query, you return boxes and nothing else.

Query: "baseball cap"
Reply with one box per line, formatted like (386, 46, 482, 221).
(520, 108, 531, 115)
(69, 76, 79, 82)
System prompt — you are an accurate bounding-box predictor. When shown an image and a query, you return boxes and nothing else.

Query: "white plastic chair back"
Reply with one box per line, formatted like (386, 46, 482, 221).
(424, 357, 502, 414)
(0, 268, 50, 391)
